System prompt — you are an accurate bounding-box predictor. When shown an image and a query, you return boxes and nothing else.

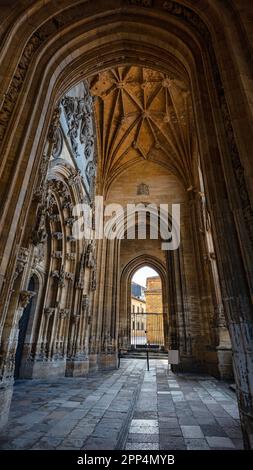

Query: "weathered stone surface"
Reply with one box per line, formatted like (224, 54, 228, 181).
(0, 0, 252, 448)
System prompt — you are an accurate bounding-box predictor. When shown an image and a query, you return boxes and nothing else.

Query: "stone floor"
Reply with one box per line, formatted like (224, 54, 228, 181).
(0, 359, 243, 450)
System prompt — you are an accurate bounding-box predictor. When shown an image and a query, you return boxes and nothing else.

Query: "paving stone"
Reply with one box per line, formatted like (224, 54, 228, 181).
(131, 419, 158, 427)
(82, 437, 117, 450)
(231, 438, 244, 449)
(160, 428, 182, 437)
(206, 436, 235, 449)
(125, 442, 159, 450)
(129, 426, 159, 435)
(185, 438, 210, 450)
(215, 416, 240, 428)
(225, 427, 243, 439)
(181, 425, 204, 438)
(159, 437, 186, 450)
(127, 433, 160, 443)
(134, 411, 158, 419)
(57, 438, 86, 449)
(200, 424, 227, 437)
(178, 417, 198, 426)
(158, 418, 179, 428)
(0, 359, 242, 451)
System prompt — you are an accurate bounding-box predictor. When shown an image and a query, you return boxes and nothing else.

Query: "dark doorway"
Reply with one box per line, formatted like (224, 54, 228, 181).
(14, 276, 36, 379)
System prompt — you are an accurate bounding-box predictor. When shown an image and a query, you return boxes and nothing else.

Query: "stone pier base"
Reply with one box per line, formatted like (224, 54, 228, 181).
(0, 380, 13, 431)
(31, 360, 67, 378)
(98, 353, 118, 370)
(65, 359, 89, 377)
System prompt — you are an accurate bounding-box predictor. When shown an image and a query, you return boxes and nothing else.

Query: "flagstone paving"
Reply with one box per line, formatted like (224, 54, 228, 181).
(0, 359, 243, 450)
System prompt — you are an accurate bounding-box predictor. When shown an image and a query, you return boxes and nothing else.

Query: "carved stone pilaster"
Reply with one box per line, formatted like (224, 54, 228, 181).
(214, 305, 227, 329)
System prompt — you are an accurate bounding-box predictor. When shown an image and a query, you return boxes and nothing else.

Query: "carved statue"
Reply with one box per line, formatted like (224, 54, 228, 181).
(86, 242, 96, 268)
(31, 208, 48, 246)
(48, 106, 61, 143)
(14, 247, 30, 280)
(85, 161, 96, 185)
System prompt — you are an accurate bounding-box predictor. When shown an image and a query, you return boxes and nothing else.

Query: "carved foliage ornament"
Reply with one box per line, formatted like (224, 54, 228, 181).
(61, 93, 94, 159)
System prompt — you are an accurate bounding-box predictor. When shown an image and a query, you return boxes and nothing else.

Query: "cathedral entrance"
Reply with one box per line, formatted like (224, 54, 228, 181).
(130, 266, 165, 351)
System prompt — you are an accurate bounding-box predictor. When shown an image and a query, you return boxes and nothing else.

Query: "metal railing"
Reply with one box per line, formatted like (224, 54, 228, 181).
(130, 311, 165, 349)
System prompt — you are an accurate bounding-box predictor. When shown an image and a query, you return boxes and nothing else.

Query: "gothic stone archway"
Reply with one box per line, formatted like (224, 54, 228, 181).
(120, 255, 169, 353)
(0, 0, 252, 447)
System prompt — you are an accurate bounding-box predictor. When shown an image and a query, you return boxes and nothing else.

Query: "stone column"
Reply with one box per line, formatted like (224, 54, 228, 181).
(210, 199, 253, 449)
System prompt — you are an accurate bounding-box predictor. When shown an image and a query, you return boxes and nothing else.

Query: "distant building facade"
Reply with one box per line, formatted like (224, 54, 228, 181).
(131, 283, 146, 346)
(145, 276, 164, 348)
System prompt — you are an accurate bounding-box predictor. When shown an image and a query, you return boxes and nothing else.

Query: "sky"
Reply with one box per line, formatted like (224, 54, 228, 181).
(132, 266, 158, 287)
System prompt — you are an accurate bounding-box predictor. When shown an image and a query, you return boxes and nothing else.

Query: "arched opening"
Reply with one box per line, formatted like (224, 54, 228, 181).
(14, 275, 39, 379)
(131, 266, 165, 352)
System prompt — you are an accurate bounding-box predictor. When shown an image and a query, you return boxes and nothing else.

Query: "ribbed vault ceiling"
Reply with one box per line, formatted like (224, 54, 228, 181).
(89, 66, 198, 193)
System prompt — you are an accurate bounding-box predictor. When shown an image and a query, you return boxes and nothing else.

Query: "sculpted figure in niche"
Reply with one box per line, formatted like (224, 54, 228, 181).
(31, 208, 48, 246)
(86, 242, 96, 269)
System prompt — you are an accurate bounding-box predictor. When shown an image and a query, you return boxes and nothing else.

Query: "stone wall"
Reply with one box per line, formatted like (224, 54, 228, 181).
(145, 276, 164, 346)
